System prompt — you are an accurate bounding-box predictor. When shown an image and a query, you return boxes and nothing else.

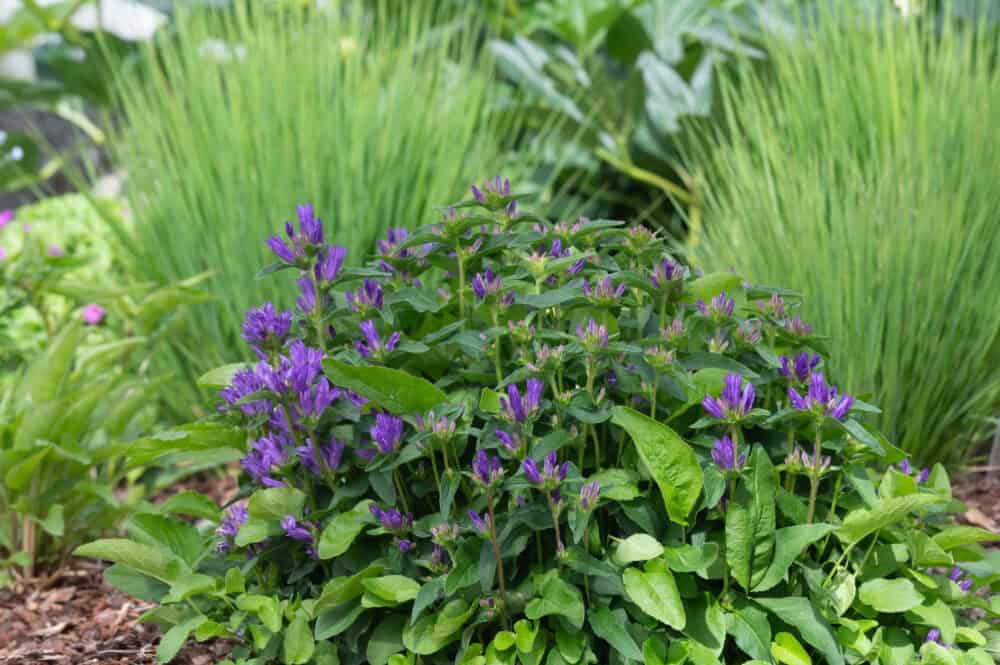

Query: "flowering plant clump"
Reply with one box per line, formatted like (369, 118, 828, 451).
(81, 182, 999, 665)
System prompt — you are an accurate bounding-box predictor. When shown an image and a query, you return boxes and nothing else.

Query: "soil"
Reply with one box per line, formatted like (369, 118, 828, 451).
(1, 470, 997, 663)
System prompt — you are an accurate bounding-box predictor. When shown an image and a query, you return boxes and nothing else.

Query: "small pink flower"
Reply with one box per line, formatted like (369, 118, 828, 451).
(21, 223, 32, 233)
(0, 209, 12, 229)
(47, 244, 65, 257)
(81, 303, 106, 325)
(0, 247, 6, 261)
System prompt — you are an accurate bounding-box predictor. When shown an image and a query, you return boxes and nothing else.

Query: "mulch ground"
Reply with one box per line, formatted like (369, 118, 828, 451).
(0, 470, 239, 665)
(2, 469, 998, 663)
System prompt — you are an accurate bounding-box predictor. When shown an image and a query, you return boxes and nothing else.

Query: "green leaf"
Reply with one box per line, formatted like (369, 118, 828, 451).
(726, 604, 772, 662)
(611, 406, 702, 525)
(322, 359, 447, 414)
(411, 577, 445, 624)
(623, 566, 685, 629)
(755, 596, 844, 665)
(367, 615, 406, 665)
(19, 320, 80, 405)
(525, 572, 585, 629)
(37, 504, 64, 537)
(236, 594, 282, 632)
(314, 599, 364, 640)
(403, 599, 471, 654)
(683, 272, 743, 306)
(906, 599, 956, 643)
(613, 533, 664, 564)
(236, 487, 308, 547)
(127, 514, 204, 569)
(362, 575, 421, 604)
(754, 523, 835, 592)
(74, 539, 179, 583)
(163, 574, 218, 603)
(197, 363, 249, 389)
(588, 606, 642, 661)
(158, 491, 221, 520)
(836, 494, 940, 545)
(726, 447, 776, 591)
(661, 544, 717, 575)
(157, 615, 206, 663)
(318, 499, 373, 559)
(771, 632, 811, 665)
(932, 525, 1000, 550)
(103, 564, 169, 602)
(283, 616, 315, 664)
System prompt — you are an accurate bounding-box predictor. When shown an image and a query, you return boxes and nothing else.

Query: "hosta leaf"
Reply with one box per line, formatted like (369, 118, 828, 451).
(322, 359, 447, 414)
(771, 632, 811, 665)
(623, 566, 685, 629)
(588, 607, 642, 661)
(836, 494, 940, 545)
(726, 447, 776, 591)
(755, 596, 844, 665)
(754, 523, 835, 592)
(611, 406, 702, 524)
(318, 499, 373, 559)
(613, 533, 664, 564)
(75, 539, 179, 583)
(525, 572, 585, 629)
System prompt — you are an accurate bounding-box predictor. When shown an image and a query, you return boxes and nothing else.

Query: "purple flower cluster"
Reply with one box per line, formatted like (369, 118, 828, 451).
(788, 374, 853, 421)
(650, 258, 683, 290)
(949, 566, 975, 593)
(216, 503, 249, 552)
(523, 451, 568, 489)
(579, 480, 601, 511)
(241, 303, 292, 358)
(702, 374, 755, 423)
(241, 432, 291, 488)
(500, 379, 543, 424)
(296, 437, 345, 475)
(471, 450, 504, 487)
(468, 509, 492, 534)
(346, 279, 384, 313)
(778, 351, 821, 383)
(711, 436, 746, 472)
(371, 505, 412, 533)
(268, 204, 324, 265)
(370, 413, 405, 455)
(697, 291, 735, 318)
(898, 459, 930, 484)
(355, 320, 401, 359)
(576, 318, 609, 352)
(583, 276, 625, 305)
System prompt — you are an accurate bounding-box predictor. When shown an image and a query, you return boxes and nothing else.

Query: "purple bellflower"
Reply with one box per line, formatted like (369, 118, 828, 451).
(711, 436, 747, 472)
(355, 320, 401, 359)
(346, 279, 384, 313)
(579, 481, 601, 511)
(650, 258, 683, 290)
(241, 303, 292, 358)
(371, 505, 412, 533)
(583, 276, 626, 305)
(702, 374, 755, 423)
(500, 379, 543, 424)
(697, 291, 735, 318)
(471, 450, 504, 487)
(370, 413, 405, 455)
(576, 318, 609, 352)
(268, 204, 324, 264)
(468, 509, 491, 534)
(778, 352, 821, 383)
(788, 373, 853, 421)
(522, 451, 568, 490)
(281, 515, 313, 543)
(315, 244, 346, 283)
(296, 437, 345, 475)
(216, 503, 249, 552)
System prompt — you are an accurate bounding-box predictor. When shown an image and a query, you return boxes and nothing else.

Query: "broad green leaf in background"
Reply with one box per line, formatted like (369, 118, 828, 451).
(157, 615, 207, 664)
(771, 632, 811, 665)
(18, 320, 80, 405)
(611, 406, 702, 524)
(322, 359, 448, 414)
(318, 499, 373, 559)
(726, 447, 776, 591)
(754, 523, 835, 592)
(525, 572, 585, 629)
(623, 566, 685, 629)
(755, 596, 844, 665)
(367, 615, 406, 665)
(836, 494, 940, 546)
(74, 539, 179, 583)
(197, 363, 249, 389)
(726, 603, 772, 662)
(588, 606, 642, 661)
(612, 533, 664, 564)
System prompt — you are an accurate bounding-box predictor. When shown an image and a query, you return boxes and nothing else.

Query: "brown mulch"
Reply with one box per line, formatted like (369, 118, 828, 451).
(952, 470, 1000, 537)
(0, 470, 240, 665)
(0, 559, 232, 664)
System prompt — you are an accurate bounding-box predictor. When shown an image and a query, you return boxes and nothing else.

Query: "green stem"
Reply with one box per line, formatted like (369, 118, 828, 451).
(394, 470, 410, 515)
(806, 428, 823, 524)
(649, 372, 659, 418)
(721, 476, 735, 600)
(491, 310, 503, 386)
(487, 493, 508, 629)
(457, 249, 466, 320)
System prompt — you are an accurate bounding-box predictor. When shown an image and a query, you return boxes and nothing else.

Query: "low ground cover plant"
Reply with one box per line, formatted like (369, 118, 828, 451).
(0, 202, 212, 584)
(81, 183, 999, 664)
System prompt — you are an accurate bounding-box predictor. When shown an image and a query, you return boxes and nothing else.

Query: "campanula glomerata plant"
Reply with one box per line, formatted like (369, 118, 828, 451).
(79, 180, 999, 665)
